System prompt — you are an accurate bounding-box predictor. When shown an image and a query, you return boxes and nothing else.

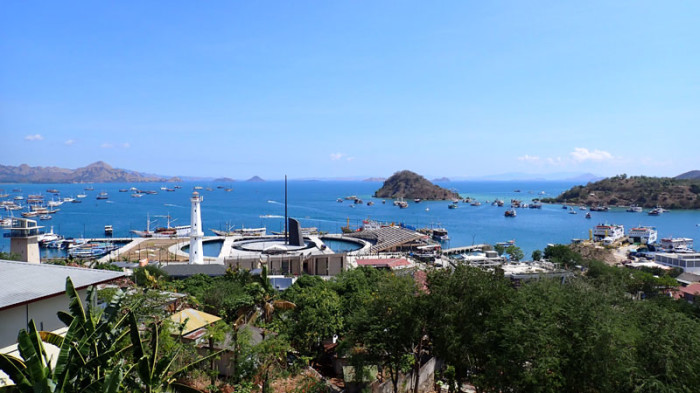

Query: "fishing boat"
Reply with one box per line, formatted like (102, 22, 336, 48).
(46, 189, 60, 194)
(505, 209, 516, 217)
(96, 192, 109, 200)
(397, 199, 409, 209)
(131, 214, 191, 238)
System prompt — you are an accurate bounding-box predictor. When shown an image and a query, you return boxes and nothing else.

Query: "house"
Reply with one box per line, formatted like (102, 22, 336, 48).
(0, 259, 125, 348)
(677, 283, 700, 303)
(356, 257, 412, 270)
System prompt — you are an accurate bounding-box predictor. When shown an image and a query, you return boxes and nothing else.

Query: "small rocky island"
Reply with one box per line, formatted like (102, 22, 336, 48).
(374, 170, 459, 200)
(542, 173, 700, 209)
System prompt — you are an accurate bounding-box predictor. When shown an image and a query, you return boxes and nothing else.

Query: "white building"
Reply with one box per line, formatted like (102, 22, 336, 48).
(655, 253, 700, 274)
(660, 237, 694, 252)
(0, 260, 124, 349)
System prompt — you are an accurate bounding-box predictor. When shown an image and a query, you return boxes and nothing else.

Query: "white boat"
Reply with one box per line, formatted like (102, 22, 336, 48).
(76, 194, 87, 198)
(131, 193, 144, 198)
(212, 227, 267, 237)
(626, 205, 643, 213)
(628, 226, 658, 244)
(593, 224, 625, 242)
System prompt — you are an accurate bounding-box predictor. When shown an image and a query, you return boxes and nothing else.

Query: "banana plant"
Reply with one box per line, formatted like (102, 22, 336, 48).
(0, 278, 130, 392)
(123, 313, 222, 393)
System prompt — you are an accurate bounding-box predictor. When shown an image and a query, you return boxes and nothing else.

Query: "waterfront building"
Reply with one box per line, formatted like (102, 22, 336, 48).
(655, 252, 700, 274)
(3, 218, 43, 263)
(189, 192, 204, 264)
(659, 237, 694, 252)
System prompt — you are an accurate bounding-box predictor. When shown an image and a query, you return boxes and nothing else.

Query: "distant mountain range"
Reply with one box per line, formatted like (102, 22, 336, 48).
(0, 162, 180, 183)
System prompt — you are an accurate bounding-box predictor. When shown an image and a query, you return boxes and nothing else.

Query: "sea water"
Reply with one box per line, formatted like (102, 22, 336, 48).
(2, 181, 699, 258)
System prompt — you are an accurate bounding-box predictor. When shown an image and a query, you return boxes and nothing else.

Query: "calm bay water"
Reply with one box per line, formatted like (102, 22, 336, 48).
(2, 181, 700, 258)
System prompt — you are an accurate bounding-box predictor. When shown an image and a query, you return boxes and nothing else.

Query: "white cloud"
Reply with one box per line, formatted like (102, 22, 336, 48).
(547, 157, 564, 166)
(517, 155, 540, 163)
(64, 139, 75, 145)
(570, 147, 613, 162)
(101, 143, 114, 148)
(121, 142, 131, 149)
(346, 156, 355, 162)
(330, 153, 345, 161)
(24, 134, 44, 141)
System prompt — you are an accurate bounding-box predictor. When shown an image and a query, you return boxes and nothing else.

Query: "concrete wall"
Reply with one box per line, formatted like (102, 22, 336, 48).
(224, 254, 346, 276)
(10, 237, 40, 264)
(0, 289, 88, 348)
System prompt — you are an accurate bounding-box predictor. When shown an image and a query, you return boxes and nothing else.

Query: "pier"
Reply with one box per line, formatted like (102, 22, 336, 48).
(441, 244, 489, 256)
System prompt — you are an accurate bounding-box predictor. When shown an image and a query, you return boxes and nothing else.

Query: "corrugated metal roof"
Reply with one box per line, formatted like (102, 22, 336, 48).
(170, 308, 221, 335)
(0, 260, 125, 310)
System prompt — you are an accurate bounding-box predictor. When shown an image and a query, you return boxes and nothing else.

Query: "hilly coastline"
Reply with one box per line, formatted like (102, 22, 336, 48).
(0, 161, 180, 183)
(374, 170, 459, 200)
(542, 174, 700, 209)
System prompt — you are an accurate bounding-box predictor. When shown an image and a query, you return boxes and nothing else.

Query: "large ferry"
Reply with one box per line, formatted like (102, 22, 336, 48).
(660, 237, 694, 252)
(593, 224, 625, 243)
(628, 226, 658, 244)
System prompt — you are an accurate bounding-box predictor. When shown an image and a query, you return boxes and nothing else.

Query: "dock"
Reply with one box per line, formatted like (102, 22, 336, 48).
(441, 244, 489, 256)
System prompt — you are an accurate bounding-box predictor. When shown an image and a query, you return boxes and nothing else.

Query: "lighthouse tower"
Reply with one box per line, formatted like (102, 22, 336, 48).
(189, 191, 204, 264)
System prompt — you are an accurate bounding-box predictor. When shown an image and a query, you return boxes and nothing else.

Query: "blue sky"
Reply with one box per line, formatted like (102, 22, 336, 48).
(1, 1, 698, 179)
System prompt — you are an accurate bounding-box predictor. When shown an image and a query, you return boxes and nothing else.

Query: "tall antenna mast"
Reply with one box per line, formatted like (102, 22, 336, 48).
(284, 175, 288, 245)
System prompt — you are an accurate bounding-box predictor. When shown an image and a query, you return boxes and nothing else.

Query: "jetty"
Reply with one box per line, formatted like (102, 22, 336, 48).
(441, 244, 489, 256)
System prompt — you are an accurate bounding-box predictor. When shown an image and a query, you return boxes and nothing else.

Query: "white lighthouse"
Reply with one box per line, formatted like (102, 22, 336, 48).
(189, 191, 204, 264)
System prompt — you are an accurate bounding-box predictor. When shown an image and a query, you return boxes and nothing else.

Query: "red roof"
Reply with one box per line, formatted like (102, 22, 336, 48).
(680, 283, 700, 297)
(357, 258, 410, 269)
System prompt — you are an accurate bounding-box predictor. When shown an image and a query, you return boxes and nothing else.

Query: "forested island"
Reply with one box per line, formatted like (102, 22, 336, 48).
(374, 170, 459, 200)
(3, 245, 700, 392)
(542, 174, 700, 209)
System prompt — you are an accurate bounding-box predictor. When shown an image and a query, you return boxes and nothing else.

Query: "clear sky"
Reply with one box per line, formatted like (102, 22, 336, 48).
(1, 1, 698, 180)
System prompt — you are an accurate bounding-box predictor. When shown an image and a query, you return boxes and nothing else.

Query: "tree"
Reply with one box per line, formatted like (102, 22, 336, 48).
(505, 245, 524, 261)
(427, 265, 513, 389)
(544, 244, 583, 268)
(283, 279, 344, 359)
(532, 249, 542, 261)
(345, 273, 426, 393)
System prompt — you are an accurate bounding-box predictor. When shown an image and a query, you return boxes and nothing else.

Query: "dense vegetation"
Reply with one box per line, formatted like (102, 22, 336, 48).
(542, 174, 700, 209)
(4, 247, 700, 392)
(374, 170, 459, 200)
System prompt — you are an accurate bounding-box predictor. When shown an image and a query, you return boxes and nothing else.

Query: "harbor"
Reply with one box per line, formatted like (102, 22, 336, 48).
(2, 180, 700, 262)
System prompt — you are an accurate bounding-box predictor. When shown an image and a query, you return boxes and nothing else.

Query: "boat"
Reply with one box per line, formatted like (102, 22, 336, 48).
(367, 201, 374, 206)
(119, 189, 129, 192)
(130, 214, 191, 238)
(46, 189, 60, 194)
(38, 227, 63, 245)
(505, 209, 517, 217)
(432, 228, 449, 242)
(39, 214, 52, 220)
(47, 200, 63, 207)
(62, 197, 75, 203)
(648, 206, 666, 216)
(626, 205, 643, 213)
(568, 207, 577, 215)
(131, 193, 144, 198)
(397, 199, 409, 209)
(593, 224, 625, 242)
(96, 192, 109, 200)
(660, 237, 694, 252)
(579, 206, 587, 211)
(336, 198, 343, 203)
(224, 188, 233, 192)
(470, 201, 482, 206)
(71, 199, 82, 203)
(414, 198, 421, 203)
(212, 227, 267, 237)
(194, 186, 203, 190)
(590, 206, 609, 212)
(529, 202, 542, 209)
(628, 226, 658, 244)
(104, 225, 113, 236)
(76, 193, 87, 198)
(14, 196, 24, 200)
(354, 198, 363, 204)
(585, 212, 592, 219)
(174, 185, 182, 189)
(448, 202, 458, 209)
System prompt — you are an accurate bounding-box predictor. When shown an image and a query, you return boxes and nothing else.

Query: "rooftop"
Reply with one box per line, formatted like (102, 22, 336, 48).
(0, 260, 125, 311)
(356, 258, 411, 269)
